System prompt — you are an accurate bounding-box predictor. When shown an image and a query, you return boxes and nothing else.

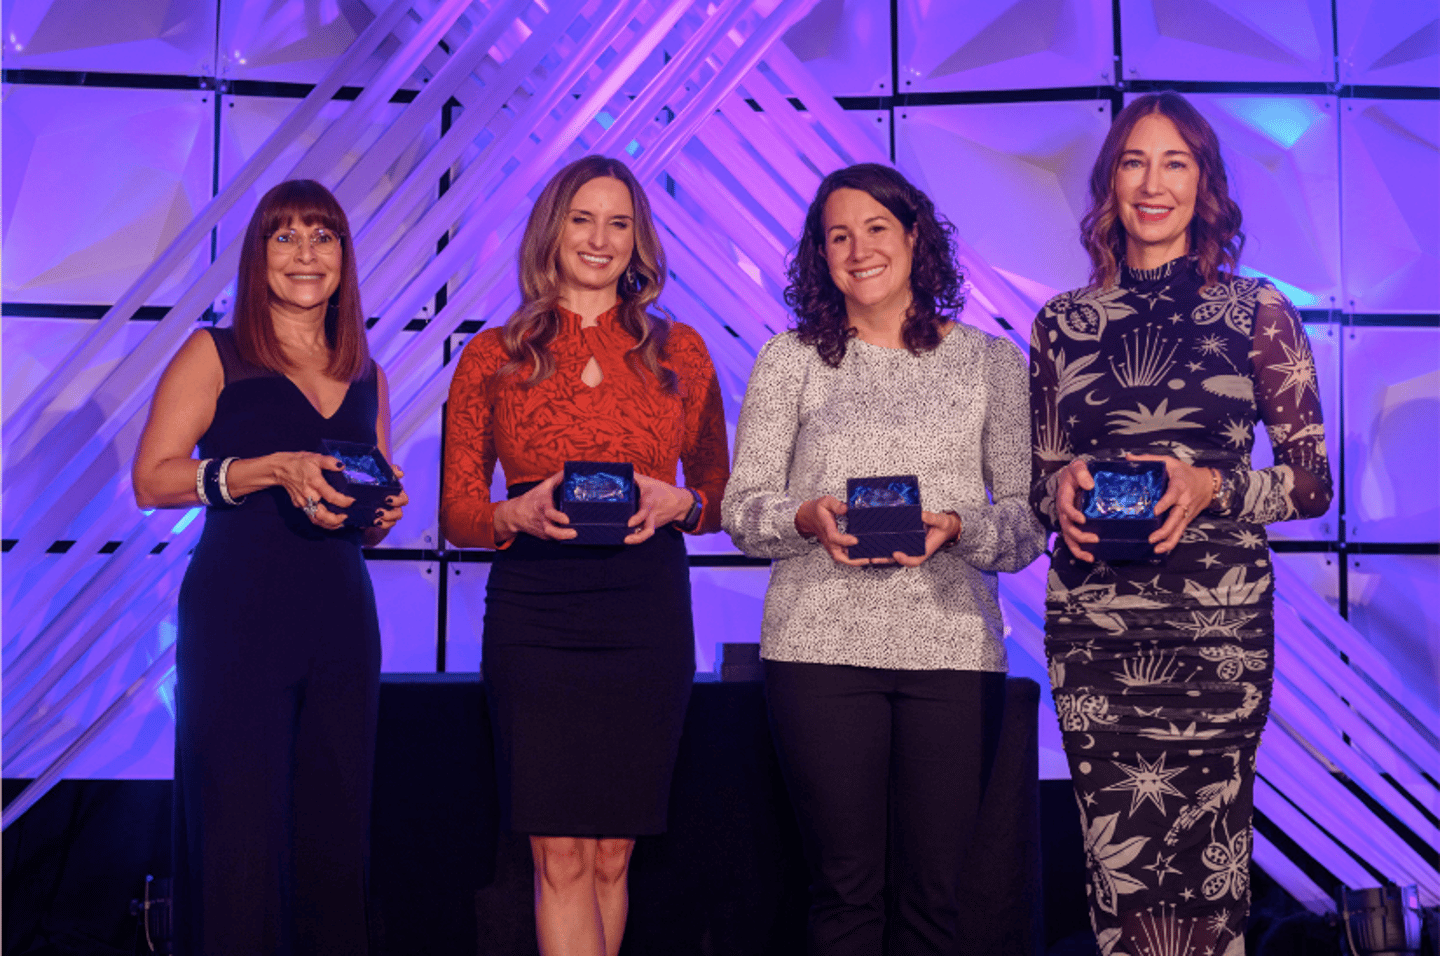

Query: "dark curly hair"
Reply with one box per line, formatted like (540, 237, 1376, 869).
(785, 163, 964, 368)
(1081, 92, 1244, 289)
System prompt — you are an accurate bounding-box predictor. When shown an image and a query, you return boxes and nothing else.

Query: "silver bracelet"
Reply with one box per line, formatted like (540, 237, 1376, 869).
(195, 458, 213, 506)
(217, 457, 245, 506)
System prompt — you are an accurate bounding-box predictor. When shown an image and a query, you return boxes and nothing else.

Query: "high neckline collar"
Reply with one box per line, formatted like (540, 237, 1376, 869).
(556, 301, 620, 329)
(1122, 254, 1192, 286)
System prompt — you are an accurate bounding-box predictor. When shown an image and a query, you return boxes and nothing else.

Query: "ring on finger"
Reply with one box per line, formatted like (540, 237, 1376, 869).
(302, 496, 319, 519)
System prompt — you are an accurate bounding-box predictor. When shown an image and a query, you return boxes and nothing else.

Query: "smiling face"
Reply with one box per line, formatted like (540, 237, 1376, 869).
(555, 175, 635, 304)
(1114, 112, 1200, 270)
(820, 187, 915, 322)
(266, 217, 342, 319)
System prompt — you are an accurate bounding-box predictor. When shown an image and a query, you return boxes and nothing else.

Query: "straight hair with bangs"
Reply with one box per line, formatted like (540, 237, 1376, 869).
(501, 155, 676, 393)
(233, 179, 370, 382)
(1080, 92, 1244, 289)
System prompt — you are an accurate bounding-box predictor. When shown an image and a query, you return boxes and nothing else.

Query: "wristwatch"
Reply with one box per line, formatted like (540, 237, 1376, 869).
(675, 487, 703, 532)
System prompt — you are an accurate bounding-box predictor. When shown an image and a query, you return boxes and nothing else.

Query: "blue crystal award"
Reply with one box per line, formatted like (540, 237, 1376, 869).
(1080, 460, 1169, 562)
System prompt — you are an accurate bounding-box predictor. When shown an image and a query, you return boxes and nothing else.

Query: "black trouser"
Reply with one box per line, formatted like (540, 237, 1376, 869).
(764, 660, 1004, 956)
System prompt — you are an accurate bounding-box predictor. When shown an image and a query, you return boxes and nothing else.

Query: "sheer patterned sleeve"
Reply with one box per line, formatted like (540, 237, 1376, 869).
(721, 335, 815, 560)
(1028, 305, 1080, 534)
(671, 324, 730, 534)
(441, 332, 505, 550)
(954, 334, 1047, 571)
(1218, 285, 1333, 523)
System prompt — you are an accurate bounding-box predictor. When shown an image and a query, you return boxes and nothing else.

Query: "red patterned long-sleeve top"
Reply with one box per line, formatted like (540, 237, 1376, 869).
(442, 304, 730, 550)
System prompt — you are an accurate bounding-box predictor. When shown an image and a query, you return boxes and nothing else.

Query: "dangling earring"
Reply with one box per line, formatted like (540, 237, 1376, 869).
(621, 264, 642, 297)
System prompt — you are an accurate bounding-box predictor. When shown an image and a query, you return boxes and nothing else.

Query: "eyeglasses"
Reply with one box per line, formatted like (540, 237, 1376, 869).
(268, 228, 341, 256)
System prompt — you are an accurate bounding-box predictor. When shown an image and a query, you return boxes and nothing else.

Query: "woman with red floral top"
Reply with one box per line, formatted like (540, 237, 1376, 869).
(441, 155, 728, 956)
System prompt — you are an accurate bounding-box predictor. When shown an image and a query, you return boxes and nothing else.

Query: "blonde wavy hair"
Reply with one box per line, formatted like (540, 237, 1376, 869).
(500, 155, 676, 392)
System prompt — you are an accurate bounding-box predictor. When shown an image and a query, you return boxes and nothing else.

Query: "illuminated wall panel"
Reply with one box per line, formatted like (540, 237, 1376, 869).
(369, 560, 439, 672)
(1337, 0, 1440, 87)
(688, 565, 769, 674)
(1, 317, 164, 536)
(2, 552, 179, 780)
(896, 100, 1111, 314)
(1149, 94, 1343, 308)
(1250, 321, 1341, 542)
(216, 95, 438, 273)
(899, 0, 1113, 93)
(1347, 554, 1440, 715)
(1, 86, 214, 305)
(1343, 325, 1440, 544)
(445, 562, 488, 675)
(0, 0, 216, 74)
(1118, 0, 1335, 83)
(1272, 552, 1340, 615)
(216, 0, 382, 83)
(1340, 99, 1440, 313)
(781, 0, 890, 96)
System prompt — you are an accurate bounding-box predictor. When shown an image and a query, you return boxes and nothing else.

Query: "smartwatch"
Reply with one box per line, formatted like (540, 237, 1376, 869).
(675, 487, 703, 532)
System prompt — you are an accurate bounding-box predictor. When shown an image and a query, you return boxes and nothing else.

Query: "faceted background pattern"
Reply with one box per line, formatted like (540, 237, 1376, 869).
(2, 0, 1436, 792)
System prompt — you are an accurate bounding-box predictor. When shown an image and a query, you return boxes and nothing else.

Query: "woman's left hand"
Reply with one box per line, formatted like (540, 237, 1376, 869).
(625, 474, 694, 545)
(372, 464, 409, 531)
(1126, 453, 1214, 554)
(891, 510, 963, 568)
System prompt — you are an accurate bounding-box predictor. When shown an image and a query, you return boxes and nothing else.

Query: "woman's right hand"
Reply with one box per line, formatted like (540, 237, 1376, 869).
(794, 496, 870, 568)
(267, 452, 354, 530)
(1055, 459, 1100, 562)
(491, 470, 576, 544)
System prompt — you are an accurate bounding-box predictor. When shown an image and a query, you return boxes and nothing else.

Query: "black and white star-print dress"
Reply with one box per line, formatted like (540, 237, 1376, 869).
(1028, 255, 1332, 956)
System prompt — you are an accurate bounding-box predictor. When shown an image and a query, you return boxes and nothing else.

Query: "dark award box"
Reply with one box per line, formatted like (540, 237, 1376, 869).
(845, 475, 926, 560)
(556, 461, 638, 545)
(1080, 459, 1168, 563)
(320, 439, 403, 529)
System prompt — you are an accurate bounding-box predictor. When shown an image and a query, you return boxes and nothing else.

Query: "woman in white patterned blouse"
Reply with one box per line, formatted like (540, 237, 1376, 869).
(723, 163, 1045, 955)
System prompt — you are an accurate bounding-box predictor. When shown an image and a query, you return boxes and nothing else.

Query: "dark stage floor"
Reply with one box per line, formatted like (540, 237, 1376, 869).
(4, 675, 1341, 956)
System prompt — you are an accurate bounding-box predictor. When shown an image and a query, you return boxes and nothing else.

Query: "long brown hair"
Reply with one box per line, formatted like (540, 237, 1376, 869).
(786, 163, 964, 368)
(501, 155, 675, 392)
(1080, 92, 1244, 289)
(233, 179, 369, 381)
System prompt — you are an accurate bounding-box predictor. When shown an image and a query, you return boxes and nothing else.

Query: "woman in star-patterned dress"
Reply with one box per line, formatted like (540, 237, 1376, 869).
(1029, 93, 1332, 956)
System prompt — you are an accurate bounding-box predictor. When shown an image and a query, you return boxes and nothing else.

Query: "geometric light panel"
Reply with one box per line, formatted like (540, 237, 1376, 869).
(896, 100, 1112, 316)
(1340, 99, 1439, 313)
(1119, 0, 1335, 83)
(689, 565, 770, 674)
(444, 563, 489, 675)
(899, 0, 1113, 93)
(781, 0, 890, 96)
(0, 0, 215, 75)
(1154, 93, 1342, 307)
(1346, 554, 1440, 716)
(216, 95, 439, 272)
(1337, 0, 1440, 87)
(1, 86, 214, 305)
(371, 561, 440, 673)
(1343, 326, 1440, 543)
(217, 0, 385, 83)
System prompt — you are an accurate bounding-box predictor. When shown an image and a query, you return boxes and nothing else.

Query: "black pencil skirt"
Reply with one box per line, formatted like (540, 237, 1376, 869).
(482, 515, 695, 837)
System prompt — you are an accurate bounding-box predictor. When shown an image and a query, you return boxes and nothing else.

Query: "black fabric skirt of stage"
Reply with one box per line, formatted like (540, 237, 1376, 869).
(482, 492, 696, 837)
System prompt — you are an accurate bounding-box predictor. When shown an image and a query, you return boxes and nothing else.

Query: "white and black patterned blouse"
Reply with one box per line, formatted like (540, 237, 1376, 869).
(723, 325, 1046, 672)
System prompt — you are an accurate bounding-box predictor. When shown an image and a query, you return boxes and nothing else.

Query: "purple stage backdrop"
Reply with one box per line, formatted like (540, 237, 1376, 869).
(2, 0, 1437, 910)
